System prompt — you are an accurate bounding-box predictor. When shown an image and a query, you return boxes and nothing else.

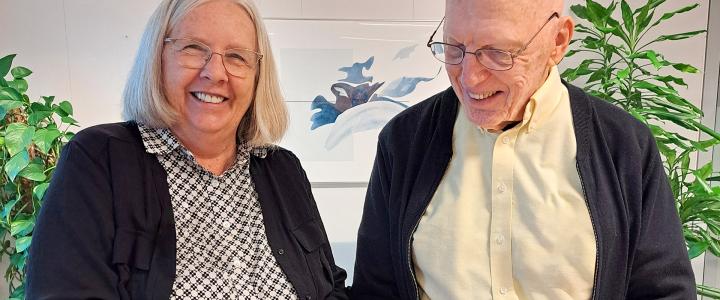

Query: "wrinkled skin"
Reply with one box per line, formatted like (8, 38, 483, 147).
(444, 0, 573, 131)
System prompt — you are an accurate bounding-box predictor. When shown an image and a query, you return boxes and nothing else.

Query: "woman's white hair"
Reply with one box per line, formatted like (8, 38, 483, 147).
(122, 0, 287, 147)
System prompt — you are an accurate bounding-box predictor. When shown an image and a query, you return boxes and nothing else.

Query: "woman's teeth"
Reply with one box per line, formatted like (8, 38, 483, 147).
(192, 92, 226, 104)
(469, 91, 498, 100)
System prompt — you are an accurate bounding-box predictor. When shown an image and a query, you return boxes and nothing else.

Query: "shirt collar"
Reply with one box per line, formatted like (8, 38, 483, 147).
(137, 123, 268, 158)
(521, 65, 565, 134)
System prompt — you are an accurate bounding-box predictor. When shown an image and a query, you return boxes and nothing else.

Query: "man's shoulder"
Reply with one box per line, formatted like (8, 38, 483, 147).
(566, 83, 656, 152)
(380, 87, 457, 138)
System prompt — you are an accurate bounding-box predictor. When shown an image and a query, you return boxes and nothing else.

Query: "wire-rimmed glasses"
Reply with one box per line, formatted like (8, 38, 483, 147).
(164, 38, 263, 77)
(427, 12, 559, 71)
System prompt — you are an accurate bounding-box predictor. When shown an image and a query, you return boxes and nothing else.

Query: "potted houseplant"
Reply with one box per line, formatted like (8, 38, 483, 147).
(0, 54, 77, 299)
(561, 0, 720, 297)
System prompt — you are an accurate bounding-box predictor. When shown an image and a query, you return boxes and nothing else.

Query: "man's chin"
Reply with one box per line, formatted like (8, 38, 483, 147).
(462, 110, 503, 131)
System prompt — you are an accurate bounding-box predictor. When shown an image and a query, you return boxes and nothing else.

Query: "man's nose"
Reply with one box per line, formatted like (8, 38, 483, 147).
(460, 54, 491, 86)
(200, 52, 229, 82)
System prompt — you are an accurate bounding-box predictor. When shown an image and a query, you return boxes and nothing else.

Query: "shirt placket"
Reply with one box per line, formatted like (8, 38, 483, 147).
(490, 129, 519, 298)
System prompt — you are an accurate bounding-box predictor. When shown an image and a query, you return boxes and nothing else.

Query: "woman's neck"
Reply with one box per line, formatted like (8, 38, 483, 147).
(171, 126, 238, 176)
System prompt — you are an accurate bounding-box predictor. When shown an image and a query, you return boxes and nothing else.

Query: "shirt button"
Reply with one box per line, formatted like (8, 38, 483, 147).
(497, 183, 507, 193)
(502, 136, 511, 144)
(278, 248, 285, 255)
(495, 234, 505, 245)
(499, 287, 509, 295)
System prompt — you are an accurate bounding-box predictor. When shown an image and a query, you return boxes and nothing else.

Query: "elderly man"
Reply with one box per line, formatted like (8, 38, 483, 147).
(350, 0, 696, 299)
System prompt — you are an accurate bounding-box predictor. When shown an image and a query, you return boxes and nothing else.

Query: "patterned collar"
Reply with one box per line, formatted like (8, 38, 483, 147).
(137, 123, 268, 159)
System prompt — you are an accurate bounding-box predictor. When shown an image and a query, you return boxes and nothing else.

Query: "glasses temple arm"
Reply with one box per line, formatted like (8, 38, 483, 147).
(427, 16, 446, 47)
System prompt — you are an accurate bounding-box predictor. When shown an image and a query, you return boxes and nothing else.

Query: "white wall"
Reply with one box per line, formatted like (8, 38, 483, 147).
(0, 0, 713, 296)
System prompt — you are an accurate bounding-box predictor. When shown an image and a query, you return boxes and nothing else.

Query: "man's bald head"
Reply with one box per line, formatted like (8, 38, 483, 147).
(445, 0, 564, 24)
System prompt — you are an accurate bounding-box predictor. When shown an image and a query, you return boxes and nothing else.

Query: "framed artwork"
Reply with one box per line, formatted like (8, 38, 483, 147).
(267, 19, 451, 183)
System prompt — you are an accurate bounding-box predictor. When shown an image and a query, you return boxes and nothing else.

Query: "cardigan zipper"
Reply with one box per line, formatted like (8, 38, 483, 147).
(407, 206, 429, 300)
(406, 154, 451, 300)
(576, 161, 599, 300)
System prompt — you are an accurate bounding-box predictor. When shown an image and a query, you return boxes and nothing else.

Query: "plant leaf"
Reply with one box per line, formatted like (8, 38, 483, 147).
(0, 54, 16, 78)
(43, 95, 55, 106)
(673, 63, 699, 73)
(10, 67, 32, 79)
(10, 219, 34, 237)
(33, 128, 62, 154)
(61, 116, 78, 125)
(8, 79, 28, 94)
(59, 100, 73, 116)
(651, 3, 700, 27)
(1, 198, 19, 220)
(33, 183, 50, 201)
(654, 30, 706, 43)
(5, 123, 35, 156)
(0, 87, 23, 101)
(620, 0, 635, 37)
(4, 150, 30, 182)
(571, 4, 589, 21)
(18, 163, 47, 182)
(28, 111, 53, 126)
(688, 240, 709, 259)
(14, 236, 31, 253)
(617, 67, 631, 79)
(635, 4, 653, 35)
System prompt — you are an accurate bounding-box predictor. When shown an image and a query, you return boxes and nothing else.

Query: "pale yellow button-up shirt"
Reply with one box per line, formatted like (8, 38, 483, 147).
(412, 66, 596, 300)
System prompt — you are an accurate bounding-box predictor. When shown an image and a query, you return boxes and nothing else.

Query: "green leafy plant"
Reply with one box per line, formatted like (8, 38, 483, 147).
(561, 0, 720, 297)
(0, 54, 77, 299)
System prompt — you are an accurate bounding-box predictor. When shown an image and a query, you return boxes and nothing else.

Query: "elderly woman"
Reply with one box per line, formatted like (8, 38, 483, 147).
(26, 0, 347, 299)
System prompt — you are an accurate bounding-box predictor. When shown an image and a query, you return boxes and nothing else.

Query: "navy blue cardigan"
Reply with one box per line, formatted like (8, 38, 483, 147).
(27, 122, 348, 300)
(351, 83, 696, 299)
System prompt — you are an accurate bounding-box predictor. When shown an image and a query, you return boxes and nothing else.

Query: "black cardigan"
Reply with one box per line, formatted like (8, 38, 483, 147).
(26, 122, 348, 300)
(351, 84, 696, 299)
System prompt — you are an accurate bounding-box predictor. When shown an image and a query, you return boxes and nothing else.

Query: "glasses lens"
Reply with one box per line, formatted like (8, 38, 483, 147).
(223, 49, 260, 76)
(477, 49, 513, 71)
(169, 39, 210, 69)
(430, 43, 463, 65)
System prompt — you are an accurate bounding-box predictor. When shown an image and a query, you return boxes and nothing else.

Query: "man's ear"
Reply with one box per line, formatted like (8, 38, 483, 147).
(550, 16, 575, 65)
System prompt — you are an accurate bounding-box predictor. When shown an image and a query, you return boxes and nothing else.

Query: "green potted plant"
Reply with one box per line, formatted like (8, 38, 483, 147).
(561, 0, 720, 297)
(0, 54, 77, 299)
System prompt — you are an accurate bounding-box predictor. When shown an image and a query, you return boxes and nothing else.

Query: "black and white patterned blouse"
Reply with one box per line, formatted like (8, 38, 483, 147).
(138, 124, 298, 299)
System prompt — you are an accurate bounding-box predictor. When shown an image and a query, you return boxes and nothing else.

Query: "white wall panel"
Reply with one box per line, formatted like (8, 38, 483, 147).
(302, 0, 413, 20)
(0, 0, 71, 105)
(413, 0, 444, 20)
(63, 0, 160, 126)
(256, 0, 302, 18)
(313, 186, 366, 284)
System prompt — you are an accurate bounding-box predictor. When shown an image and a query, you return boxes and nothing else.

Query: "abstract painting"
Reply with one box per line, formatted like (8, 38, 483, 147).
(266, 20, 451, 182)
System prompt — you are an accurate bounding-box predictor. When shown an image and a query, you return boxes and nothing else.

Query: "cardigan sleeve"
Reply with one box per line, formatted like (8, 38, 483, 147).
(291, 152, 350, 299)
(626, 139, 697, 299)
(350, 135, 402, 299)
(26, 139, 121, 299)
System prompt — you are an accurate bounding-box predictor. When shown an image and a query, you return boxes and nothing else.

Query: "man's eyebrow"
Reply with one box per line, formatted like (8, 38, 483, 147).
(443, 37, 518, 51)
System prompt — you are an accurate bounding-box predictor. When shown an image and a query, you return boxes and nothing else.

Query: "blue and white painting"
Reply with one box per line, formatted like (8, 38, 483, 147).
(268, 19, 450, 183)
(310, 53, 439, 149)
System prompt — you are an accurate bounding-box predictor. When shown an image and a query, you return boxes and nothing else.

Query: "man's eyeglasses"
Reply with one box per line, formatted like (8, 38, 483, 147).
(164, 38, 263, 77)
(426, 12, 559, 71)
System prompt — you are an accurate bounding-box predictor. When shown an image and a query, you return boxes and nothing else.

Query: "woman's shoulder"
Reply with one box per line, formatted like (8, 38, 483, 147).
(69, 121, 142, 153)
(259, 146, 301, 166)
